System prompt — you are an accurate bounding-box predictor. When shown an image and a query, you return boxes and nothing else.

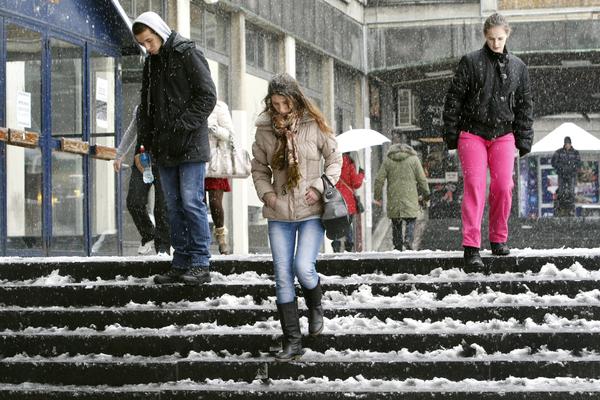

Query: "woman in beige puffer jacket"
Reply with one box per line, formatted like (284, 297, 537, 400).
(251, 73, 341, 362)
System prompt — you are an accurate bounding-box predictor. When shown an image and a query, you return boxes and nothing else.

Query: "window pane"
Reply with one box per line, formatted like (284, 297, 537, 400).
(51, 151, 85, 253)
(6, 25, 43, 251)
(90, 53, 117, 255)
(205, 10, 229, 54)
(190, 2, 204, 45)
(51, 39, 83, 138)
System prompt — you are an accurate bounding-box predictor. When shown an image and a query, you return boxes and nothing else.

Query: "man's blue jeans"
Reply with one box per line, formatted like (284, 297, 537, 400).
(159, 162, 211, 269)
(268, 218, 324, 304)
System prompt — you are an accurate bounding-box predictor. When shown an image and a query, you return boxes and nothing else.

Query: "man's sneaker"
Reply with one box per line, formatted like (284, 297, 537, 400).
(154, 268, 186, 284)
(137, 240, 154, 255)
(180, 268, 211, 285)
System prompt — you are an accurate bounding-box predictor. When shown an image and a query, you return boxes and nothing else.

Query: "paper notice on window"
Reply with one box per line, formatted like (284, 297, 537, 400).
(16, 91, 31, 129)
(96, 77, 108, 102)
(96, 77, 108, 129)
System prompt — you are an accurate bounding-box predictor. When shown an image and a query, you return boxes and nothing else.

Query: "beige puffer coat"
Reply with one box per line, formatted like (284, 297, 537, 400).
(251, 113, 342, 221)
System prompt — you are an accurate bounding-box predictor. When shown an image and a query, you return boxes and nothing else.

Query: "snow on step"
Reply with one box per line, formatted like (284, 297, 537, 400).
(3, 376, 600, 393)
(4, 313, 600, 336)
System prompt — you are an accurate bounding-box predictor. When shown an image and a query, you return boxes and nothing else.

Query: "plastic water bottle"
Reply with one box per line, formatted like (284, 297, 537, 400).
(139, 145, 154, 184)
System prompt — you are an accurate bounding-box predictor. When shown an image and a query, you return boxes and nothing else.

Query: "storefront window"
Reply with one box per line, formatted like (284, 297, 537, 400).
(296, 46, 323, 105)
(5, 25, 43, 252)
(90, 52, 117, 255)
(50, 38, 83, 138)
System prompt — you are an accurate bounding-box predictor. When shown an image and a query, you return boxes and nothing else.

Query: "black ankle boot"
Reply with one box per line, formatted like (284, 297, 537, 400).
(301, 280, 324, 336)
(275, 300, 303, 361)
(463, 246, 484, 268)
(491, 242, 510, 256)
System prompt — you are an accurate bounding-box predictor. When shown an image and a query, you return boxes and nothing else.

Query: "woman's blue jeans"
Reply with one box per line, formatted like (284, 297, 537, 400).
(159, 162, 211, 269)
(268, 218, 324, 304)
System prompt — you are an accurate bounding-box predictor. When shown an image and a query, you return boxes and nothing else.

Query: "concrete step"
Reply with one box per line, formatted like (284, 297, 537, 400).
(2, 330, 599, 358)
(2, 355, 600, 384)
(1, 380, 600, 399)
(1, 251, 599, 281)
(1, 279, 598, 307)
(1, 305, 598, 330)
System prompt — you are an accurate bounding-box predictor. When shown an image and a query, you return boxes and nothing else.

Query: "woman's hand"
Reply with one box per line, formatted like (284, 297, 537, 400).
(305, 187, 320, 206)
(263, 192, 277, 209)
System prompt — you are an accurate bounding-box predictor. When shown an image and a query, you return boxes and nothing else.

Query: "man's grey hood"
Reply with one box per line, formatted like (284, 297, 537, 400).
(133, 11, 172, 43)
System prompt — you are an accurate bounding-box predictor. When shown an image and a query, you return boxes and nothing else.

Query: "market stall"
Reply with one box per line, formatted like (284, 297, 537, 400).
(520, 122, 600, 218)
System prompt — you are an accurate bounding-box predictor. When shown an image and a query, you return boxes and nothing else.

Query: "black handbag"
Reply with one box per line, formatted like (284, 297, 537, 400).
(321, 174, 351, 240)
(354, 194, 365, 214)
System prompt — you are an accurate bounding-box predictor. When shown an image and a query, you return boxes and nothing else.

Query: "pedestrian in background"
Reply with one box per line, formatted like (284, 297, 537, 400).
(373, 134, 429, 251)
(332, 152, 364, 252)
(132, 11, 217, 285)
(205, 100, 235, 255)
(551, 136, 581, 217)
(443, 12, 533, 267)
(251, 73, 341, 361)
(114, 105, 171, 255)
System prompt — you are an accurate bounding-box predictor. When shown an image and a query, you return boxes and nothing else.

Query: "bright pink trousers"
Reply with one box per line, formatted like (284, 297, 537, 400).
(458, 132, 515, 248)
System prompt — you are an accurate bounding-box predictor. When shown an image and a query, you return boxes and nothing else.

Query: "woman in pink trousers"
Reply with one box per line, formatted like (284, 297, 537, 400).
(442, 13, 534, 267)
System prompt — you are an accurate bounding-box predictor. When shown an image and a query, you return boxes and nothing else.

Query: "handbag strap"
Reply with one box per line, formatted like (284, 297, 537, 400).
(322, 174, 335, 189)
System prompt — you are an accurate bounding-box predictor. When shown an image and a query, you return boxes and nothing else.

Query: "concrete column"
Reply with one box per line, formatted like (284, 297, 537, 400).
(176, 0, 191, 38)
(322, 57, 335, 133)
(230, 12, 249, 255)
(284, 36, 296, 77)
(358, 75, 373, 252)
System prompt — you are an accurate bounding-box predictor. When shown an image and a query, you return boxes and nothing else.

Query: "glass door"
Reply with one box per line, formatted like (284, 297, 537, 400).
(5, 24, 43, 254)
(49, 37, 85, 254)
(89, 50, 118, 255)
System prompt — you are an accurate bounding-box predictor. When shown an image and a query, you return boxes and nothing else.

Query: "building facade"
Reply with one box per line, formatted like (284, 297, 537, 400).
(0, 0, 599, 256)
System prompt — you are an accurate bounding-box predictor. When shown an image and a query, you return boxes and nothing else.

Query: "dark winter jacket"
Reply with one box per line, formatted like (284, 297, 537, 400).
(551, 147, 581, 178)
(138, 31, 217, 167)
(374, 144, 430, 219)
(443, 44, 534, 157)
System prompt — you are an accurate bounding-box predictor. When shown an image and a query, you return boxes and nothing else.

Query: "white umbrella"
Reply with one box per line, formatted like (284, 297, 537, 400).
(335, 128, 391, 153)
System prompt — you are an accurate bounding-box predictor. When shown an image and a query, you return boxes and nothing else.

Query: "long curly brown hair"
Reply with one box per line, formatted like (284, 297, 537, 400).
(262, 73, 332, 135)
(262, 73, 333, 189)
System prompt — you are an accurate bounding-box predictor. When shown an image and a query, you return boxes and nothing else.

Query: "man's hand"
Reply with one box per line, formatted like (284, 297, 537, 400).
(263, 192, 277, 209)
(113, 159, 122, 172)
(305, 187, 320, 206)
(133, 154, 144, 173)
(373, 199, 382, 207)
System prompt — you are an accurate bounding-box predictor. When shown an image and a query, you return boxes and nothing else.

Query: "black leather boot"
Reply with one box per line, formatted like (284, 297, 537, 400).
(275, 300, 303, 361)
(491, 242, 510, 256)
(301, 280, 324, 336)
(463, 246, 484, 268)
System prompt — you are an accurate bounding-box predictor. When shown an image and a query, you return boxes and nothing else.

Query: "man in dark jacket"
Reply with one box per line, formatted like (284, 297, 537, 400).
(133, 11, 217, 285)
(551, 136, 581, 216)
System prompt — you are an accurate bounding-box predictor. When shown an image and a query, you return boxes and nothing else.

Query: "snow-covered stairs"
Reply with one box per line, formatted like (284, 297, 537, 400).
(1, 249, 600, 399)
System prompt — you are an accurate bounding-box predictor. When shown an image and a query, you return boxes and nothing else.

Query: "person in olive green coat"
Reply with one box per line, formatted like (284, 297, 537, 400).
(373, 143, 430, 250)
